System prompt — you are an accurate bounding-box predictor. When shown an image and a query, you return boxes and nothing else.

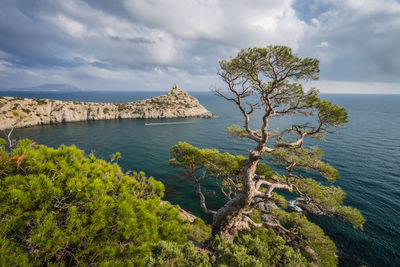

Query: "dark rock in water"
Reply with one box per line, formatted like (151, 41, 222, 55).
(264, 201, 279, 212)
(288, 198, 304, 212)
(297, 201, 324, 215)
(253, 198, 278, 212)
(288, 197, 324, 215)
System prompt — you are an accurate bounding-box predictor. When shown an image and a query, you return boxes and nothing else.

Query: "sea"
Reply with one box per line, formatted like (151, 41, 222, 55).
(1, 90, 399, 267)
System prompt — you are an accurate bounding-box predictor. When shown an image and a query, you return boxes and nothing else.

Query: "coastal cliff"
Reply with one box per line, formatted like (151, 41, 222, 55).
(0, 84, 212, 130)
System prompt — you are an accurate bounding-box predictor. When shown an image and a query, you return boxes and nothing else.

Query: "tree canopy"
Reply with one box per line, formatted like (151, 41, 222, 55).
(0, 138, 191, 266)
(170, 45, 365, 266)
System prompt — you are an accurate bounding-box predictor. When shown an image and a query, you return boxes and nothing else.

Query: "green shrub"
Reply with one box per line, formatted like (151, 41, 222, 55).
(146, 227, 312, 267)
(0, 139, 191, 266)
(117, 103, 128, 112)
(12, 103, 20, 110)
(33, 98, 48, 105)
(190, 218, 212, 243)
(146, 241, 210, 266)
(212, 228, 312, 267)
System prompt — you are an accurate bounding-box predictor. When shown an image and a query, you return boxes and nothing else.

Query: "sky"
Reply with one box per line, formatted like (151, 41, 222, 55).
(0, 0, 399, 93)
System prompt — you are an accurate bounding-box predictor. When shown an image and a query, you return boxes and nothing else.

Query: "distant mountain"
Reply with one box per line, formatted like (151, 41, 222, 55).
(5, 83, 87, 92)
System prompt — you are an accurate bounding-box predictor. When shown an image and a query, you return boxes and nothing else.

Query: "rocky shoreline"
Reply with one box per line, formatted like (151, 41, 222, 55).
(0, 84, 212, 131)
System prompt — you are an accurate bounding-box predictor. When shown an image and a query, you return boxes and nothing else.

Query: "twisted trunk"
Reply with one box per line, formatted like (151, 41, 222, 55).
(211, 148, 262, 241)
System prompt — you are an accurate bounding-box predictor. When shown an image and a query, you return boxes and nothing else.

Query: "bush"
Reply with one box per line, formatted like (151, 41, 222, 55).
(146, 227, 312, 267)
(0, 139, 191, 266)
(146, 241, 210, 266)
(212, 228, 312, 267)
(190, 218, 212, 243)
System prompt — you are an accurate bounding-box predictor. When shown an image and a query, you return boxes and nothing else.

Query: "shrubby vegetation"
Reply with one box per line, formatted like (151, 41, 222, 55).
(0, 138, 314, 266)
(147, 227, 313, 267)
(0, 138, 191, 266)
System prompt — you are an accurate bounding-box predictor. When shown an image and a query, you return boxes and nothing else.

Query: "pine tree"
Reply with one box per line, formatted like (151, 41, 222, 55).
(170, 45, 365, 266)
(0, 138, 191, 266)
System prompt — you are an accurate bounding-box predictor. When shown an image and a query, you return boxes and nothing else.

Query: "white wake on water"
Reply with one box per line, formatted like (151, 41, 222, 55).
(144, 121, 196, 126)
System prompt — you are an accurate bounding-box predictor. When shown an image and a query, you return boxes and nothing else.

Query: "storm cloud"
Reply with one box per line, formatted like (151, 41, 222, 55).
(0, 0, 399, 93)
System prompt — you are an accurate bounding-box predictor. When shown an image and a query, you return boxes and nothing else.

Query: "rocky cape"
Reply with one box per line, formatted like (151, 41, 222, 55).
(0, 85, 212, 131)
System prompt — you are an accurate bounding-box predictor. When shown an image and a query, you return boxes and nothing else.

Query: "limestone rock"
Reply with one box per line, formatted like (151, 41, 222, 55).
(0, 84, 213, 130)
(288, 197, 324, 215)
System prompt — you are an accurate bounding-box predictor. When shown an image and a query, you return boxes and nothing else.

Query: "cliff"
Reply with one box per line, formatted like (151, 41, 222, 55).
(0, 84, 212, 130)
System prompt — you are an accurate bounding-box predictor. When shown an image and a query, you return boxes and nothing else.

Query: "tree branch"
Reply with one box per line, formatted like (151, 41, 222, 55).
(191, 172, 217, 215)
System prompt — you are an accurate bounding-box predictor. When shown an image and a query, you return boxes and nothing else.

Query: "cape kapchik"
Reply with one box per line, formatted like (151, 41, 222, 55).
(0, 84, 212, 131)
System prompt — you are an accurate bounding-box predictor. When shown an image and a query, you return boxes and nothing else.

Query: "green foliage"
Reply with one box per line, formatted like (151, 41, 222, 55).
(219, 46, 319, 84)
(12, 103, 20, 110)
(170, 142, 247, 179)
(271, 147, 339, 182)
(111, 151, 121, 162)
(146, 241, 210, 267)
(307, 92, 348, 127)
(32, 98, 48, 105)
(147, 228, 313, 267)
(212, 228, 312, 267)
(337, 206, 366, 229)
(117, 103, 128, 112)
(272, 193, 288, 209)
(0, 237, 30, 266)
(0, 140, 191, 266)
(293, 178, 365, 228)
(274, 209, 338, 266)
(227, 125, 261, 139)
(190, 218, 212, 243)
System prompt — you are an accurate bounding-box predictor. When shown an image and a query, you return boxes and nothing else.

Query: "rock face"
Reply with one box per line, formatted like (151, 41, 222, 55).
(288, 197, 324, 215)
(0, 84, 212, 130)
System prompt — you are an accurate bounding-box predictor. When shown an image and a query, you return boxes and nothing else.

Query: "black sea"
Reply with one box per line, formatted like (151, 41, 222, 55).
(1, 90, 399, 267)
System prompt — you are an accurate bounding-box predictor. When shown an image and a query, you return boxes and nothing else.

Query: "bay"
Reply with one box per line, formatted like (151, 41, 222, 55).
(1, 90, 399, 267)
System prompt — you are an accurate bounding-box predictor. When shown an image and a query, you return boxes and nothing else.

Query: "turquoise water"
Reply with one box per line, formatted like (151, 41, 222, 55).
(1, 91, 400, 266)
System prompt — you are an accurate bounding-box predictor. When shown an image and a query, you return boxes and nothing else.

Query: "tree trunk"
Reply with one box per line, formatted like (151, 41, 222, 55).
(211, 149, 261, 241)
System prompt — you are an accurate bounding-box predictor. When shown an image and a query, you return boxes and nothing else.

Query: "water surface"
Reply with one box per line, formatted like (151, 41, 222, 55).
(2, 91, 399, 267)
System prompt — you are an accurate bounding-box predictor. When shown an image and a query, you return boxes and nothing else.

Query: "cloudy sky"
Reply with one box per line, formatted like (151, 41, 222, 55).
(0, 0, 399, 93)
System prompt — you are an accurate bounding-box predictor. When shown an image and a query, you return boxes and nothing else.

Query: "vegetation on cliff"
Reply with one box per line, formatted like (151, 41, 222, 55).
(0, 84, 212, 131)
(0, 138, 191, 266)
(0, 138, 313, 266)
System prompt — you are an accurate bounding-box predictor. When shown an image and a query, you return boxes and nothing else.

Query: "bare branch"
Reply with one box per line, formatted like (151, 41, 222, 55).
(3, 125, 16, 149)
(191, 173, 217, 215)
(214, 177, 231, 200)
(255, 179, 294, 198)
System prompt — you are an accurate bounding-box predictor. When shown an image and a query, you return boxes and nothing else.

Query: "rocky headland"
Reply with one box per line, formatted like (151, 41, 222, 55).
(0, 84, 212, 130)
